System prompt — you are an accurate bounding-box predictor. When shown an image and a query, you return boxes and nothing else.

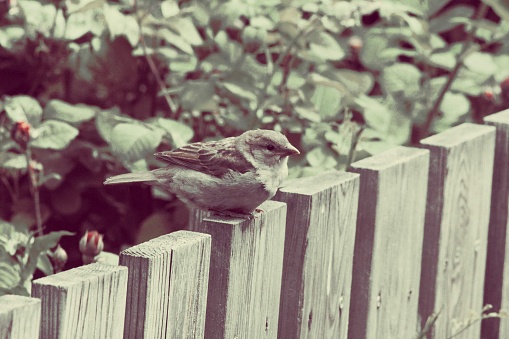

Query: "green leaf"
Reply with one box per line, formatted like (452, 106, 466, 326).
(284, 72, 306, 90)
(36, 252, 53, 275)
(381, 63, 422, 98)
(494, 55, 509, 82)
(360, 139, 397, 156)
(34, 149, 74, 190)
(103, 4, 140, 46)
(311, 85, 342, 119)
(429, 5, 474, 33)
(65, 5, 106, 40)
(0, 262, 21, 292)
(433, 92, 470, 133)
(452, 69, 488, 96)
(110, 123, 163, 162)
(95, 108, 131, 143)
(429, 51, 456, 70)
(161, 0, 180, 18)
(180, 81, 217, 111)
(67, 0, 105, 15)
(360, 34, 393, 70)
(334, 70, 375, 97)
(355, 95, 392, 134)
(222, 81, 258, 102)
(31, 120, 79, 150)
(427, 0, 455, 17)
(4, 96, 43, 127)
(440, 92, 470, 118)
(18, 1, 66, 38)
(0, 26, 25, 49)
(31, 232, 74, 256)
(21, 231, 74, 282)
(463, 52, 497, 77)
(306, 146, 338, 169)
(294, 105, 321, 123)
(43, 100, 97, 125)
(158, 28, 194, 54)
(0, 153, 27, 171)
(156, 118, 194, 148)
(308, 31, 345, 61)
(171, 17, 203, 45)
(0, 221, 29, 256)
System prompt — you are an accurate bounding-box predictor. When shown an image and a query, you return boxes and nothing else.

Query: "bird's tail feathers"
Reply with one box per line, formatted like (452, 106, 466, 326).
(104, 172, 157, 185)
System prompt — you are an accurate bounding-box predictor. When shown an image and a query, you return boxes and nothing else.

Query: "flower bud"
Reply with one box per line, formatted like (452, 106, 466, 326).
(11, 121, 31, 149)
(348, 35, 363, 53)
(49, 244, 68, 273)
(79, 231, 104, 257)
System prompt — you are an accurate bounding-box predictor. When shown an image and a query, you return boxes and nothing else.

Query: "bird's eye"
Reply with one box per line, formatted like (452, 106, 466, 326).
(266, 144, 275, 151)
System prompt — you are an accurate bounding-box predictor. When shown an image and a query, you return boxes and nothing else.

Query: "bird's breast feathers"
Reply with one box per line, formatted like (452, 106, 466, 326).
(253, 157, 289, 195)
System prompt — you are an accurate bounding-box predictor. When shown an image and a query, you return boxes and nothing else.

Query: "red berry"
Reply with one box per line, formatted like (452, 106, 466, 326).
(483, 89, 494, 101)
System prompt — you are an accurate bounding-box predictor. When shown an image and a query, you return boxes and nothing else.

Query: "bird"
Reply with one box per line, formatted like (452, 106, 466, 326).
(104, 129, 300, 218)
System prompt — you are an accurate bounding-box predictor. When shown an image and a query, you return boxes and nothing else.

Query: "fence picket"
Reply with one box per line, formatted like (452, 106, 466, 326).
(32, 263, 128, 339)
(483, 110, 509, 338)
(4, 115, 509, 339)
(273, 170, 359, 338)
(0, 295, 41, 339)
(190, 200, 286, 339)
(119, 230, 211, 339)
(419, 123, 496, 338)
(348, 146, 429, 338)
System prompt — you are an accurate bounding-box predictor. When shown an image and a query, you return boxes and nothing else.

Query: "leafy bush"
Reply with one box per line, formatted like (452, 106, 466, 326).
(1, 0, 509, 294)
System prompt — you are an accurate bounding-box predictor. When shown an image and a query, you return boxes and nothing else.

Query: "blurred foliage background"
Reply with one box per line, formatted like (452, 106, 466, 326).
(1, 0, 509, 294)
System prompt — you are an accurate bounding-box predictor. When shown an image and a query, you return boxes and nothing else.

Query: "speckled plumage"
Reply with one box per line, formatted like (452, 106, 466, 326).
(104, 130, 299, 216)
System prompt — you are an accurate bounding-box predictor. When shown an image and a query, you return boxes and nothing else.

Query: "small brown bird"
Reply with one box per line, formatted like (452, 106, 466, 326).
(104, 129, 299, 217)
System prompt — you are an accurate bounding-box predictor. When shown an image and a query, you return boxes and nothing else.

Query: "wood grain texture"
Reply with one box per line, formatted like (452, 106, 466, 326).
(31, 263, 128, 339)
(419, 123, 496, 338)
(119, 230, 211, 339)
(0, 295, 41, 339)
(272, 170, 359, 339)
(483, 110, 509, 338)
(191, 200, 286, 339)
(348, 146, 429, 339)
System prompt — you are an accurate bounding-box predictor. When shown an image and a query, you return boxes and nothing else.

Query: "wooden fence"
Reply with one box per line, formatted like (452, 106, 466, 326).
(1, 109, 509, 338)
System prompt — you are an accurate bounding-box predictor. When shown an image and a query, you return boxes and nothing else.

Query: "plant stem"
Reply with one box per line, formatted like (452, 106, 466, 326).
(254, 18, 319, 116)
(418, 3, 488, 139)
(346, 125, 364, 169)
(25, 148, 43, 235)
(134, 0, 177, 116)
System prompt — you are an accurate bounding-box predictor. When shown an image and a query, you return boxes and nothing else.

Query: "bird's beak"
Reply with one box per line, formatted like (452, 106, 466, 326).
(282, 144, 300, 156)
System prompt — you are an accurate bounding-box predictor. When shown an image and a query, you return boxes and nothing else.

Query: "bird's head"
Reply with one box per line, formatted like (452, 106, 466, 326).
(236, 129, 300, 167)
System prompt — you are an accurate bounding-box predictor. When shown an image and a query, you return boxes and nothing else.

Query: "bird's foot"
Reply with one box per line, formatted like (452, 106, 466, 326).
(211, 210, 254, 220)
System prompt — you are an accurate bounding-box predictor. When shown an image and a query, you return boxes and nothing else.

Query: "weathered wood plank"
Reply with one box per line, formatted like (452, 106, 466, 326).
(348, 146, 429, 338)
(191, 200, 286, 339)
(483, 110, 509, 338)
(32, 263, 128, 339)
(119, 230, 211, 339)
(273, 170, 359, 339)
(419, 123, 496, 338)
(0, 295, 41, 339)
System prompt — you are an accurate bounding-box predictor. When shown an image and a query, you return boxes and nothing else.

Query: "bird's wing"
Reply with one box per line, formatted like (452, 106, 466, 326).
(155, 137, 254, 177)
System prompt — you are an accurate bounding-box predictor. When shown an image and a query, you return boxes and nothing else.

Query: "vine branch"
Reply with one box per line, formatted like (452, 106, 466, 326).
(418, 3, 489, 140)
